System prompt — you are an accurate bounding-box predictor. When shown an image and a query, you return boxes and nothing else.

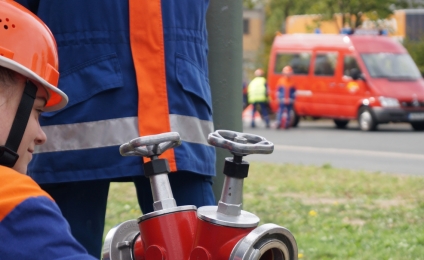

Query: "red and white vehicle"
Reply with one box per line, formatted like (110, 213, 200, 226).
(267, 34, 424, 131)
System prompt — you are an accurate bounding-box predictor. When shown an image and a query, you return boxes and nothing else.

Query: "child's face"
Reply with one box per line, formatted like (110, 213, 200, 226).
(0, 76, 48, 174)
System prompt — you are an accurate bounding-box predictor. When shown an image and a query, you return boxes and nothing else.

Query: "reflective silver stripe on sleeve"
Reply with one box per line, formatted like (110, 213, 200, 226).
(35, 115, 213, 154)
(35, 117, 139, 153)
(169, 114, 214, 146)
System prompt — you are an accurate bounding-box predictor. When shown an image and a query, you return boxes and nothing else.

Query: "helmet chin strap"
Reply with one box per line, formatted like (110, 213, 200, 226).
(0, 81, 37, 168)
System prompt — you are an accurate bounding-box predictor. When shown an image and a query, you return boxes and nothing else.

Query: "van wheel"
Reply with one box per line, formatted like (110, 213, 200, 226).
(411, 122, 424, 131)
(334, 119, 349, 129)
(358, 107, 377, 131)
(291, 110, 300, 127)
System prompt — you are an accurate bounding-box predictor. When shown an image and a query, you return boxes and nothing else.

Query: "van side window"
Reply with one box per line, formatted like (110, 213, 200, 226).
(314, 53, 338, 76)
(274, 52, 311, 75)
(343, 56, 361, 77)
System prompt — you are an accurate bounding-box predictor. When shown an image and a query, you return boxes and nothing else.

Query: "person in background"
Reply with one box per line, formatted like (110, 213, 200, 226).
(242, 80, 248, 110)
(0, 1, 95, 258)
(15, 0, 217, 258)
(275, 66, 296, 129)
(247, 68, 270, 128)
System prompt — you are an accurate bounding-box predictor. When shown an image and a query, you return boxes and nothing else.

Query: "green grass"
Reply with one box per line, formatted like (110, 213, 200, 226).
(104, 163, 424, 260)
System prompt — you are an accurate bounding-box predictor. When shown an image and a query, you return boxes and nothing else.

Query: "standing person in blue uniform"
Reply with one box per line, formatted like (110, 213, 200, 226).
(15, 0, 217, 257)
(247, 68, 270, 128)
(242, 80, 248, 110)
(275, 66, 296, 129)
(0, 1, 95, 258)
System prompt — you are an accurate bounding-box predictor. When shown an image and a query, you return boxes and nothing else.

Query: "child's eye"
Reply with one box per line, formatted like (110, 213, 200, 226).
(36, 109, 44, 116)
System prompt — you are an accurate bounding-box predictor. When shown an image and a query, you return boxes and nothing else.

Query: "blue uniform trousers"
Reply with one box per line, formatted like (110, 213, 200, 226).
(251, 102, 270, 128)
(276, 104, 293, 129)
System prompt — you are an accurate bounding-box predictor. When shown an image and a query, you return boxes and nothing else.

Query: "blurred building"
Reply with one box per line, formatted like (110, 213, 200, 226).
(285, 10, 424, 41)
(403, 0, 424, 8)
(243, 8, 265, 79)
(398, 9, 424, 40)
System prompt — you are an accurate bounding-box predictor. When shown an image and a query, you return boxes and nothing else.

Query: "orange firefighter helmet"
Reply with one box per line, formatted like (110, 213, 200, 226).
(0, 0, 68, 112)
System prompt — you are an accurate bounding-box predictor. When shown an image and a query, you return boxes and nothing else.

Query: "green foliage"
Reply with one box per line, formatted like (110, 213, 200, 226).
(244, 163, 424, 259)
(243, 0, 260, 9)
(403, 37, 424, 76)
(104, 182, 142, 234)
(260, 0, 309, 73)
(105, 163, 424, 259)
(308, 0, 396, 28)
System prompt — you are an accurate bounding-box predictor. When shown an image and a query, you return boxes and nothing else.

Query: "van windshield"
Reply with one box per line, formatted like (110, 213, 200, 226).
(361, 53, 422, 80)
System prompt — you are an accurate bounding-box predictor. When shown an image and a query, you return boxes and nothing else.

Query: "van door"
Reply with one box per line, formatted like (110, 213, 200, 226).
(311, 51, 339, 117)
(338, 55, 366, 118)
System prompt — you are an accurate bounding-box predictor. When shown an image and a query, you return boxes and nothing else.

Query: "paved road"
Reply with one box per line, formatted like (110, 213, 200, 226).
(241, 119, 424, 175)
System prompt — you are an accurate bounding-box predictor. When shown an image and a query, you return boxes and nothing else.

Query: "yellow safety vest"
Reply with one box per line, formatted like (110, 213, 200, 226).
(247, 77, 267, 103)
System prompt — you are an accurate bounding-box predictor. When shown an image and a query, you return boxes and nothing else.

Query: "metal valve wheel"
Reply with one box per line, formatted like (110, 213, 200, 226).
(120, 132, 181, 157)
(207, 130, 274, 156)
(119, 132, 183, 211)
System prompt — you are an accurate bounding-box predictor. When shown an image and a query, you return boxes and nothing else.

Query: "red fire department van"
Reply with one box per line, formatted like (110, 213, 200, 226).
(267, 34, 424, 131)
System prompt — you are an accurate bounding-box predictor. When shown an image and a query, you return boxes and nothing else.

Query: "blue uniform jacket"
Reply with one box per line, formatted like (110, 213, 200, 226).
(16, 0, 216, 183)
(0, 166, 96, 259)
(276, 86, 296, 105)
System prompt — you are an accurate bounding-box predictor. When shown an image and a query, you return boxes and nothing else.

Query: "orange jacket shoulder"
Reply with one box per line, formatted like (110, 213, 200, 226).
(277, 77, 294, 87)
(0, 166, 53, 221)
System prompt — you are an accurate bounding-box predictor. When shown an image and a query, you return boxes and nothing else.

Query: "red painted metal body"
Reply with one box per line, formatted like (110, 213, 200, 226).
(105, 131, 298, 260)
(189, 218, 256, 260)
(133, 235, 144, 260)
(136, 210, 198, 260)
(132, 211, 257, 260)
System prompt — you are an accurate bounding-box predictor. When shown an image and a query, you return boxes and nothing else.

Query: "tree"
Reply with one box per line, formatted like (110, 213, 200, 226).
(243, 0, 261, 9)
(307, 0, 397, 29)
(403, 36, 424, 76)
(259, 0, 310, 72)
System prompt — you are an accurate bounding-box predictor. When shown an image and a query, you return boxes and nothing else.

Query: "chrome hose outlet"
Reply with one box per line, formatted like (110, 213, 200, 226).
(230, 223, 298, 260)
(102, 219, 140, 260)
